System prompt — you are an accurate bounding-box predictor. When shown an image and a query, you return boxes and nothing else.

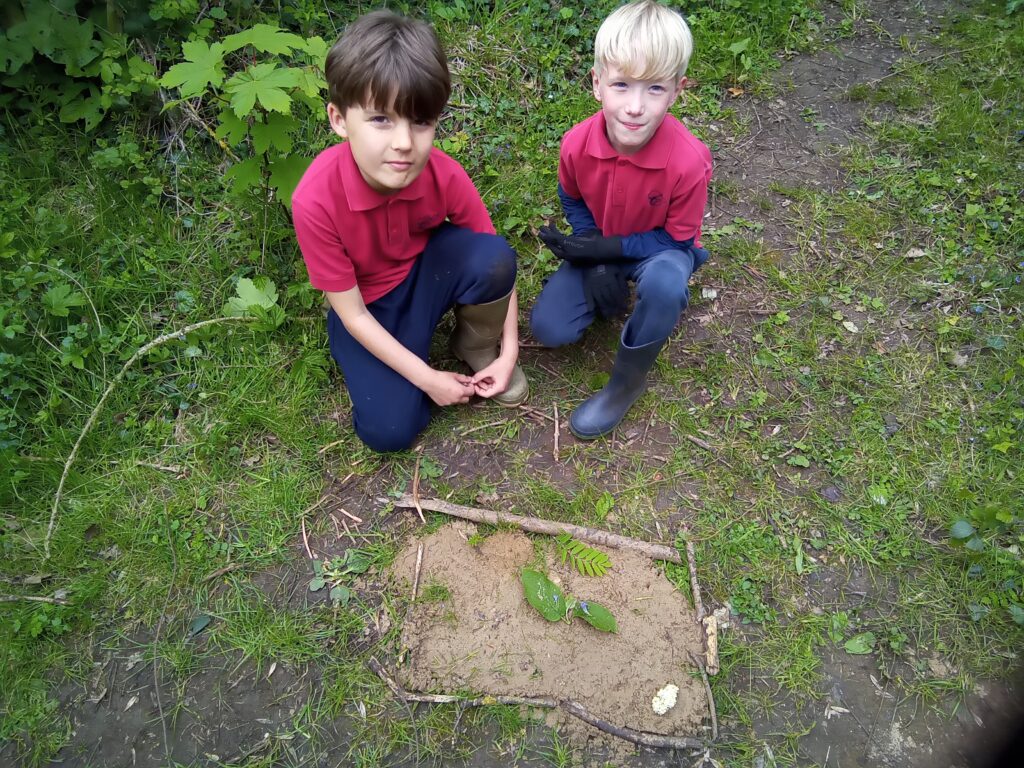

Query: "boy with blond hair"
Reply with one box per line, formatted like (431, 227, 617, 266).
(532, 0, 712, 439)
(292, 10, 528, 452)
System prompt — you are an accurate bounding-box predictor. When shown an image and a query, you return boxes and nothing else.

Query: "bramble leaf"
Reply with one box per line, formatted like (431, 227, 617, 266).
(159, 40, 226, 98)
(521, 569, 568, 622)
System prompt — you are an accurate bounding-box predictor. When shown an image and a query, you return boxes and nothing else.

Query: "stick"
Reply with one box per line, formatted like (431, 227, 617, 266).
(410, 448, 426, 524)
(202, 563, 242, 582)
(388, 496, 681, 563)
(703, 615, 720, 676)
(0, 594, 69, 606)
(411, 543, 424, 602)
(685, 434, 713, 452)
(689, 652, 719, 741)
(458, 419, 508, 437)
(553, 403, 560, 462)
(44, 316, 252, 558)
(338, 507, 363, 524)
(367, 657, 704, 751)
(301, 517, 315, 560)
(317, 439, 346, 455)
(683, 534, 705, 620)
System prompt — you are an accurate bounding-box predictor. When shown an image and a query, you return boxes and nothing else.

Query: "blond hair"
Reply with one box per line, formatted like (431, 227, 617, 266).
(594, 0, 694, 82)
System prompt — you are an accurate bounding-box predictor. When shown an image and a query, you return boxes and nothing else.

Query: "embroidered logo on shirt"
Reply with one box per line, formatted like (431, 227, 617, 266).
(648, 191, 664, 206)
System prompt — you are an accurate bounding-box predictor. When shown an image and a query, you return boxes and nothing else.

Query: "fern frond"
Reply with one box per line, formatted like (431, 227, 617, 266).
(555, 534, 611, 576)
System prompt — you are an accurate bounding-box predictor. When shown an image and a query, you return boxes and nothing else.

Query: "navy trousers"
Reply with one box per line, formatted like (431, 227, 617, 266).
(328, 224, 516, 452)
(530, 247, 697, 349)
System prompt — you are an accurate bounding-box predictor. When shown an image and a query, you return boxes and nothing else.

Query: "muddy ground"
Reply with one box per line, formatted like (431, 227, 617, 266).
(35, 1, 1023, 766)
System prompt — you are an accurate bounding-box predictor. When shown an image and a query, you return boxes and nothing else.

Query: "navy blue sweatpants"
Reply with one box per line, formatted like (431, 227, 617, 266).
(530, 247, 701, 349)
(328, 224, 516, 452)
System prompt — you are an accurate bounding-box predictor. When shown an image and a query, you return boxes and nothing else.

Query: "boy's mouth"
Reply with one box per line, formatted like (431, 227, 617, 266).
(386, 161, 413, 170)
(621, 121, 645, 131)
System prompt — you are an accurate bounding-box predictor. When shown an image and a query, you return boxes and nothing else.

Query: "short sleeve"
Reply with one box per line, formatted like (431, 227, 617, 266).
(664, 172, 709, 244)
(292, 196, 356, 292)
(445, 162, 496, 235)
(557, 141, 581, 199)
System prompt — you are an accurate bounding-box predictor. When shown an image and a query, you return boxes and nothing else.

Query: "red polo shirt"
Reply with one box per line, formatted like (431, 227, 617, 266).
(292, 143, 495, 303)
(558, 112, 712, 244)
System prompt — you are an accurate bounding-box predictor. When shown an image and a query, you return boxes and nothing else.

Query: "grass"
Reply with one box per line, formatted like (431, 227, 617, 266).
(2, 0, 1023, 766)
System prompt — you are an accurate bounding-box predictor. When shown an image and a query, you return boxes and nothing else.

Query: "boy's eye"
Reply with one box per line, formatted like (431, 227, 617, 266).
(368, 114, 390, 124)
(414, 118, 435, 127)
(649, 85, 666, 94)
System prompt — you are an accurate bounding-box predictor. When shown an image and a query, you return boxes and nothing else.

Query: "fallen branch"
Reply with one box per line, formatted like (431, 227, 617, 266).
(683, 535, 705, 620)
(44, 316, 252, 559)
(689, 652, 719, 741)
(388, 496, 681, 563)
(368, 657, 704, 751)
(0, 594, 69, 606)
(553, 402, 560, 462)
(703, 615, 720, 676)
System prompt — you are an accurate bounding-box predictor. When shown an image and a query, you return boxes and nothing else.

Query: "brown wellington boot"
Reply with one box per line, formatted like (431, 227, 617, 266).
(450, 292, 529, 406)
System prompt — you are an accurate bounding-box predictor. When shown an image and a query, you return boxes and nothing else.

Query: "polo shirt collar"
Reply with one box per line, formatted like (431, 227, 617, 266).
(339, 142, 427, 211)
(585, 111, 673, 169)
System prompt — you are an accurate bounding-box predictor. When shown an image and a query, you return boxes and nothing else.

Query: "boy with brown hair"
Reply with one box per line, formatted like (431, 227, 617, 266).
(531, 0, 712, 439)
(292, 10, 528, 452)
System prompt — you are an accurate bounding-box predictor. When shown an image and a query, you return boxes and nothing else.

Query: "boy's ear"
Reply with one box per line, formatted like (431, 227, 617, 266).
(673, 77, 688, 101)
(591, 68, 602, 101)
(327, 102, 348, 139)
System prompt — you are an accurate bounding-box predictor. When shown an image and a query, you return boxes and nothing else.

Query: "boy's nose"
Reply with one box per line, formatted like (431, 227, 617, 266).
(625, 91, 644, 115)
(392, 121, 412, 150)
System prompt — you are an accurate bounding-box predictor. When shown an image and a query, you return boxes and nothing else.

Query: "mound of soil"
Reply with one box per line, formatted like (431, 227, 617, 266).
(389, 522, 708, 744)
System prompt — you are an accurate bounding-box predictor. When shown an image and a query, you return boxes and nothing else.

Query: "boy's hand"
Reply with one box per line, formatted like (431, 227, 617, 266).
(423, 370, 475, 406)
(539, 225, 622, 264)
(583, 264, 629, 317)
(470, 354, 515, 399)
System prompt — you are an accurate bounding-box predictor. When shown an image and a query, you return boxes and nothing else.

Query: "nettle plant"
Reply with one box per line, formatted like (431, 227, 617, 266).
(159, 23, 327, 206)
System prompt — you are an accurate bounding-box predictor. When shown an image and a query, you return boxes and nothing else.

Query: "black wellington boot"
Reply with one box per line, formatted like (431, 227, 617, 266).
(569, 330, 664, 440)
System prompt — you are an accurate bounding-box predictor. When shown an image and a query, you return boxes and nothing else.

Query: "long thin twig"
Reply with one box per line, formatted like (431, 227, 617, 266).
(411, 543, 424, 602)
(553, 402, 560, 462)
(410, 447, 426, 524)
(153, 516, 179, 764)
(45, 316, 251, 558)
(388, 495, 682, 563)
(683, 533, 705, 620)
(689, 652, 719, 741)
(0, 594, 69, 606)
(367, 657, 704, 751)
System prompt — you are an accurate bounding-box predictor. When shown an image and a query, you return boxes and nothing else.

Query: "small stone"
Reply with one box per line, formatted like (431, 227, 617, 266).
(820, 485, 842, 503)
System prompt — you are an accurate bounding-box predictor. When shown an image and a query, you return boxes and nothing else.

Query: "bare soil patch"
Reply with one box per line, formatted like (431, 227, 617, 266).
(388, 523, 709, 749)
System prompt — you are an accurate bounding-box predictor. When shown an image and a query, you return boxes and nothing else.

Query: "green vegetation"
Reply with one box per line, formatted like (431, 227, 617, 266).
(2, 1, 1022, 766)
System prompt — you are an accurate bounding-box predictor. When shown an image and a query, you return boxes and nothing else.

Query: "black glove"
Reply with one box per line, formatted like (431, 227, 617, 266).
(539, 225, 623, 265)
(582, 264, 629, 317)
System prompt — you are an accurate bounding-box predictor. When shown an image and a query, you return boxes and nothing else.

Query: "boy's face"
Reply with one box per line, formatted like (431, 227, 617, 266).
(591, 65, 686, 156)
(328, 100, 436, 194)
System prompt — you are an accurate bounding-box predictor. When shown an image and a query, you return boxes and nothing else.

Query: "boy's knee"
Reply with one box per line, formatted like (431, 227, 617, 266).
(639, 254, 692, 311)
(469, 234, 517, 295)
(530, 304, 584, 348)
(355, 419, 421, 453)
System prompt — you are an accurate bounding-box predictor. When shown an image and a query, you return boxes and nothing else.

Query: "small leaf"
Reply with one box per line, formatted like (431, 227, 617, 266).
(268, 154, 313, 208)
(339, 548, 374, 575)
(521, 569, 568, 622)
(329, 585, 351, 605)
(224, 63, 302, 117)
(728, 37, 750, 55)
(573, 600, 618, 633)
(842, 320, 859, 334)
(308, 576, 326, 591)
(1009, 604, 1024, 626)
(188, 614, 212, 637)
(42, 284, 87, 317)
(222, 24, 305, 55)
(159, 40, 226, 99)
(251, 113, 297, 155)
(224, 276, 279, 317)
(787, 454, 810, 468)
(950, 520, 976, 540)
(844, 631, 876, 655)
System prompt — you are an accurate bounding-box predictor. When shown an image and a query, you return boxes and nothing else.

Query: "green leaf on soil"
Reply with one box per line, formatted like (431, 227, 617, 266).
(555, 533, 611, 576)
(308, 576, 326, 592)
(844, 631, 876, 655)
(521, 569, 568, 622)
(187, 614, 212, 637)
(573, 599, 618, 633)
(950, 520, 976, 540)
